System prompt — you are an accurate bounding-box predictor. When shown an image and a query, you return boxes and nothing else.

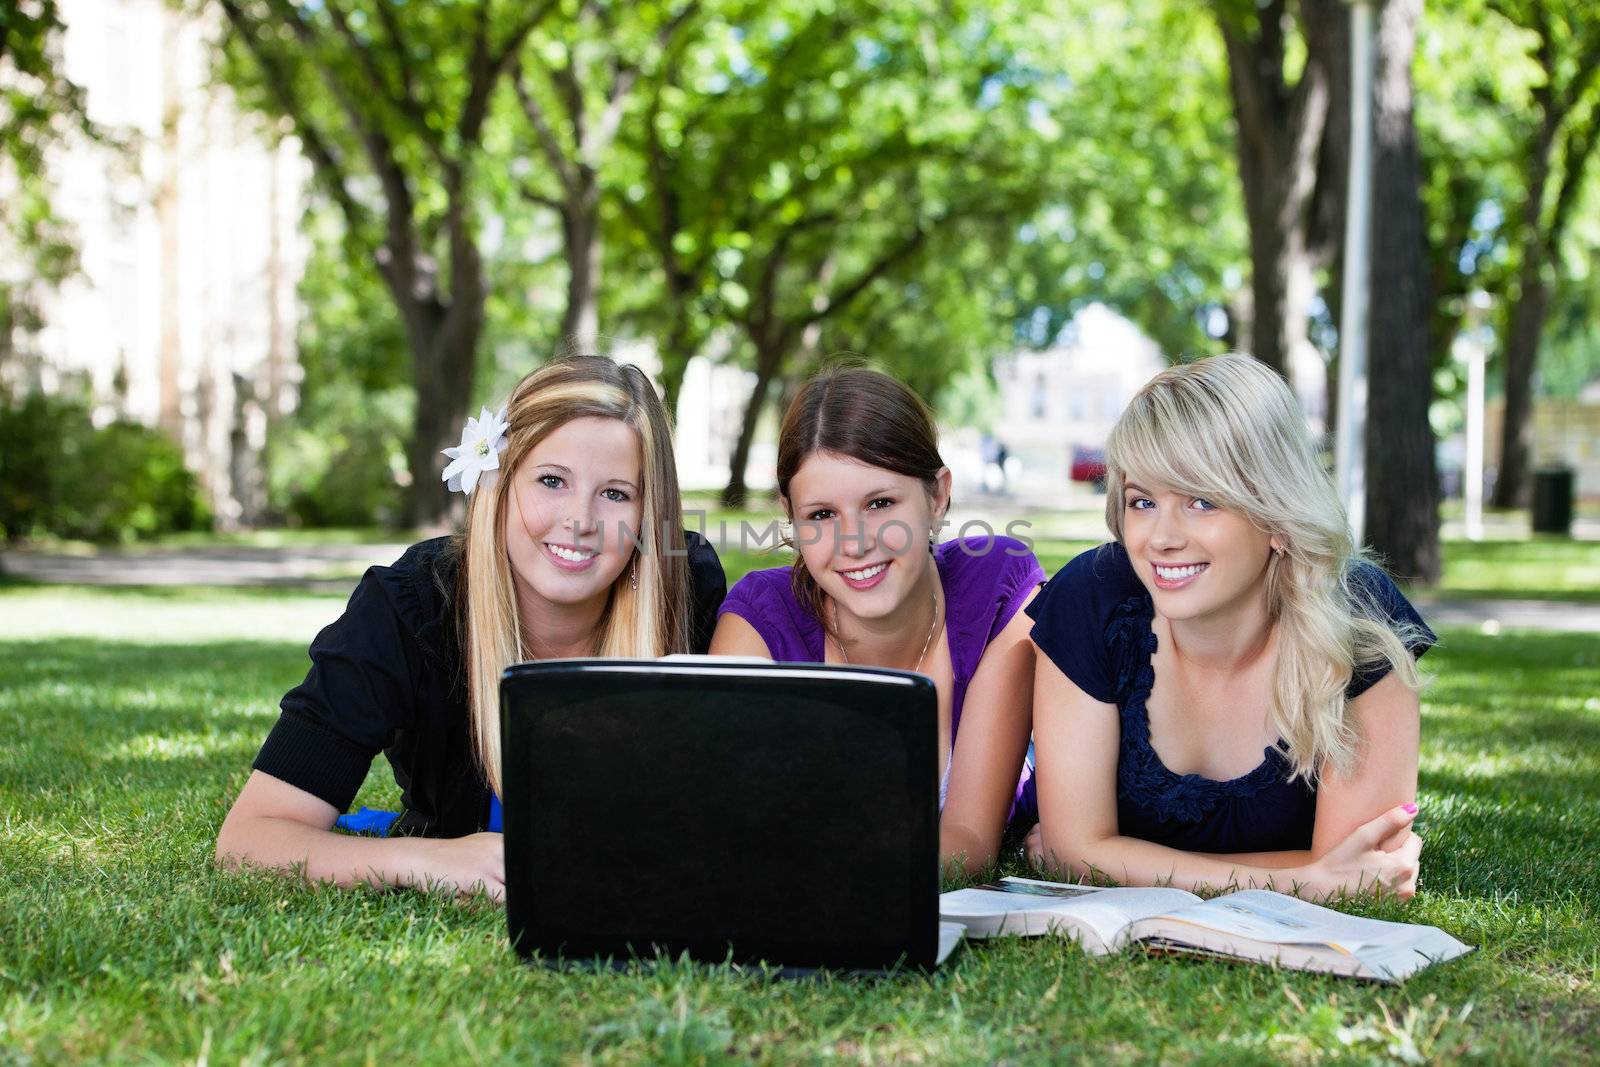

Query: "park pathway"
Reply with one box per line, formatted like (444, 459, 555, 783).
(1407, 594, 1600, 634)
(0, 543, 408, 593)
(3, 542, 1599, 633)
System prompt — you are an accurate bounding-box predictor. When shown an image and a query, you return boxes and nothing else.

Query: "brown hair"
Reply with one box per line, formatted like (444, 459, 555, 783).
(775, 365, 947, 636)
(456, 355, 691, 793)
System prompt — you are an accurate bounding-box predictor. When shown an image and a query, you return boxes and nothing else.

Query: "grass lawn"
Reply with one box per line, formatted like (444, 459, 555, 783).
(2, 579, 1597, 1065)
(1431, 539, 1600, 603)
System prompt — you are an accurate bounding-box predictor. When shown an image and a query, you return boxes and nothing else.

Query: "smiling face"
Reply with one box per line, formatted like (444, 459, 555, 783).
(1119, 476, 1278, 623)
(784, 451, 949, 622)
(503, 415, 644, 610)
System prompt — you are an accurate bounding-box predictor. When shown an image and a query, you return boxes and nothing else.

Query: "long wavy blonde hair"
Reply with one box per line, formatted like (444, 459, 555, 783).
(1105, 354, 1424, 781)
(456, 356, 691, 794)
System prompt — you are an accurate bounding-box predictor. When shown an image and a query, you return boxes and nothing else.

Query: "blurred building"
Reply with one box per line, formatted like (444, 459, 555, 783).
(989, 304, 1166, 497)
(1484, 399, 1600, 504)
(624, 338, 779, 496)
(3, 0, 307, 526)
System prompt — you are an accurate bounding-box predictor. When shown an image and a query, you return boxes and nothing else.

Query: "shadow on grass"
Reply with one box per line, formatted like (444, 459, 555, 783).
(4, 630, 1600, 1059)
(0, 639, 310, 799)
(6, 633, 1593, 953)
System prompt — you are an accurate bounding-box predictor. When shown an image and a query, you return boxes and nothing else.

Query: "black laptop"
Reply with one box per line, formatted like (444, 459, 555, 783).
(498, 657, 964, 972)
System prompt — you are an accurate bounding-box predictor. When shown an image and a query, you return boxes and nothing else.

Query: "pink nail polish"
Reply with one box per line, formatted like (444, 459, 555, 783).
(1402, 802, 1418, 815)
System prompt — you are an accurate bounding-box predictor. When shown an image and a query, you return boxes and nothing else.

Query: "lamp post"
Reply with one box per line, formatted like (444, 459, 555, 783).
(1455, 290, 1492, 542)
(1335, 0, 1376, 546)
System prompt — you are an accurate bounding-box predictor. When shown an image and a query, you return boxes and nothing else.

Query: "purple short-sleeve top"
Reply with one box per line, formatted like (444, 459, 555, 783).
(717, 535, 1046, 824)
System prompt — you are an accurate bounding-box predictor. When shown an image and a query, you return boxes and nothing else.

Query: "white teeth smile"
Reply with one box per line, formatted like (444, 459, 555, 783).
(546, 544, 596, 562)
(1155, 563, 1207, 581)
(843, 563, 888, 581)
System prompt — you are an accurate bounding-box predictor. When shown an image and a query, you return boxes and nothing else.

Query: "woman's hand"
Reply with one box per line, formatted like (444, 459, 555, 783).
(411, 832, 507, 901)
(1302, 804, 1422, 899)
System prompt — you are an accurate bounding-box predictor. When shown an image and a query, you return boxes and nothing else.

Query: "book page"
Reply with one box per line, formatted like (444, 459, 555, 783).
(1160, 891, 1430, 949)
(1057, 889, 1209, 950)
(979, 877, 1105, 899)
(936, 922, 966, 966)
(939, 885, 1103, 939)
(939, 878, 1100, 917)
(1346, 929, 1475, 982)
(1139, 890, 1474, 980)
(941, 882, 1199, 949)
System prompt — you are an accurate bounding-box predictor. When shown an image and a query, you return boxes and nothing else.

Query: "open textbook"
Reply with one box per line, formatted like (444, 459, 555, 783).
(939, 877, 1473, 983)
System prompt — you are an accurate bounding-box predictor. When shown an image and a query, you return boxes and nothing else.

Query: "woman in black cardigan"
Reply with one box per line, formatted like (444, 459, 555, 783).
(216, 357, 725, 900)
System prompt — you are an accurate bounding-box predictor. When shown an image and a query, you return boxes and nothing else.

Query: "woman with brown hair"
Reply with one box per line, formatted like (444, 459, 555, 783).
(710, 366, 1044, 873)
(216, 356, 725, 900)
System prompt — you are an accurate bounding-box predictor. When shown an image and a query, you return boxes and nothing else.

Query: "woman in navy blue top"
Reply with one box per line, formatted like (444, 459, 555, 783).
(1027, 356, 1435, 899)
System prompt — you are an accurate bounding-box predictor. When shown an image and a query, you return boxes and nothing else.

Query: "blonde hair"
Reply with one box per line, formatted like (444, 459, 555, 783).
(457, 356, 691, 794)
(1105, 354, 1424, 781)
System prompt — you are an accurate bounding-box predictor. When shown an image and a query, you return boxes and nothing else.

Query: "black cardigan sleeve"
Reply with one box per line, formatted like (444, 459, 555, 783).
(253, 563, 424, 812)
(685, 529, 727, 654)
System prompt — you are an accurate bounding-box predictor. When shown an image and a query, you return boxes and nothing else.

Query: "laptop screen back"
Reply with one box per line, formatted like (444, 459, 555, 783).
(500, 660, 940, 971)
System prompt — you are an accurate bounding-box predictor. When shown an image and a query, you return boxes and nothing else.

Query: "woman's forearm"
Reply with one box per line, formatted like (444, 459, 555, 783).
(216, 811, 435, 890)
(1040, 834, 1326, 896)
(939, 822, 998, 876)
(1193, 848, 1314, 870)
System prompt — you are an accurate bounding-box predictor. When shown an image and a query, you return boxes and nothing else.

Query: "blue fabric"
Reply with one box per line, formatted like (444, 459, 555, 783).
(1027, 543, 1435, 854)
(335, 797, 501, 836)
(335, 807, 401, 836)
(1101, 592, 1319, 852)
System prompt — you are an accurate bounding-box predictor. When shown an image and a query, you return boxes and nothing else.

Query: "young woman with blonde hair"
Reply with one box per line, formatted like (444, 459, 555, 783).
(216, 357, 725, 900)
(1027, 354, 1434, 898)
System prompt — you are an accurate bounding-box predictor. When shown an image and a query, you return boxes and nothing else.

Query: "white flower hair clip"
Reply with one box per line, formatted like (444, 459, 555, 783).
(441, 405, 510, 495)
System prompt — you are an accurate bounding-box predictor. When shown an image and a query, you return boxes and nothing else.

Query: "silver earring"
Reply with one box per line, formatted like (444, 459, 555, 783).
(630, 554, 639, 590)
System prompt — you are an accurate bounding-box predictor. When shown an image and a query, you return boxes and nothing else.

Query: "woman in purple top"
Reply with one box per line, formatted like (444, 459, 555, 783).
(710, 367, 1046, 873)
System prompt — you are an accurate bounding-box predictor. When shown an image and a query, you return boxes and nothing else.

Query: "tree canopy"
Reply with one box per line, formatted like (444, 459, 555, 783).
(0, 0, 90, 366)
(8, 0, 1598, 555)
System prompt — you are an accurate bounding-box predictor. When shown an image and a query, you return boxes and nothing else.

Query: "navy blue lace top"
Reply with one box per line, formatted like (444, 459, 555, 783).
(1026, 543, 1435, 855)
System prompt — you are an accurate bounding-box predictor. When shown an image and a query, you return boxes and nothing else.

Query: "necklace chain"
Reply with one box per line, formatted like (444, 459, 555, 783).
(832, 578, 942, 673)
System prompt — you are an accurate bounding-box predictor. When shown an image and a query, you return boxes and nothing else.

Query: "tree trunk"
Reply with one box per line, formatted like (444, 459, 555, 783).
(721, 333, 787, 509)
(398, 323, 473, 527)
(1241, 209, 1313, 378)
(1363, 0, 1439, 583)
(1302, 0, 1347, 437)
(1492, 250, 1548, 508)
(1219, 4, 1330, 380)
(655, 313, 696, 416)
(1323, 352, 1338, 444)
(401, 302, 483, 527)
(157, 9, 183, 437)
(1491, 103, 1557, 510)
(1302, 0, 1350, 272)
(1483, 11, 1598, 507)
(560, 178, 602, 353)
(0, 298, 11, 373)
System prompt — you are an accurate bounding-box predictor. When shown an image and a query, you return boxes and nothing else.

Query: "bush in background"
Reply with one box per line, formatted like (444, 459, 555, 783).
(265, 381, 411, 528)
(0, 389, 209, 543)
(261, 209, 415, 530)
